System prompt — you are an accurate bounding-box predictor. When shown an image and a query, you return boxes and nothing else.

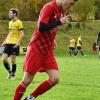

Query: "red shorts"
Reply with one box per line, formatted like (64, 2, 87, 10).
(23, 46, 58, 75)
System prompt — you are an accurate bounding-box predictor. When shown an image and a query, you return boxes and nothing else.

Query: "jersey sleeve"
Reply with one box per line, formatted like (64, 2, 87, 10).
(18, 20, 23, 30)
(79, 37, 81, 41)
(39, 4, 53, 24)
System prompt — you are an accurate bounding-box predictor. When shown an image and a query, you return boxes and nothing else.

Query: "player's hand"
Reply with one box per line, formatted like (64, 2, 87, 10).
(60, 15, 71, 24)
(13, 42, 20, 48)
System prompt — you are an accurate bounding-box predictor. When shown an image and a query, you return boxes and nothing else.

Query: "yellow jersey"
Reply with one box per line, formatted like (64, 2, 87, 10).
(77, 36, 81, 47)
(5, 19, 23, 44)
(69, 39, 75, 47)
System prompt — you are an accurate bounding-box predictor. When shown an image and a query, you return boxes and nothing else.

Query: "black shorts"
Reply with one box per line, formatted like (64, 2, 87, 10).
(69, 47, 75, 50)
(77, 46, 82, 50)
(3, 44, 19, 57)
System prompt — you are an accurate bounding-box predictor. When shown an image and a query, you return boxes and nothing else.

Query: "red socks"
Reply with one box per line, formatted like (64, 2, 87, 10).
(13, 81, 27, 100)
(14, 80, 53, 99)
(32, 80, 52, 98)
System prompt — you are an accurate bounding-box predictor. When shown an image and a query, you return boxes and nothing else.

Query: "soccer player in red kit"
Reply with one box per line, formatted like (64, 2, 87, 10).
(13, 0, 79, 100)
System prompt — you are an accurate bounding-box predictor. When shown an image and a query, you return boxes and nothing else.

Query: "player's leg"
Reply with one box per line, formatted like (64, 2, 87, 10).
(98, 43, 100, 58)
(2, 53, 10, 71)
(13, 72, 34, 100)
(71, 48, 73, 55)
(73, 48, 76, 56)
(80, 48, 84, 56)
(24, 69, 59, 100)
(14, 46, 42, 100)
(2, 53, 11, 79)
(46, 69, 59, 86)
(23, 51, 59, 99)
(11, 45, 19, 78)
(72, 47, 75, 56)
(80, 50, 84, 56)
(69, 47, 71, 55)
(69, 47, 72, 56)
(2, 44, 13, 79)
(10, 55, 17, 79)
(75, 47, 78, 56)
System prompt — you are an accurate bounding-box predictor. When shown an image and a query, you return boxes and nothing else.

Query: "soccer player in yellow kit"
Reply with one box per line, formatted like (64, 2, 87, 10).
(75, 35, 85, 56)
(69, 37, 76, 56)
(1, 8, 24, 80)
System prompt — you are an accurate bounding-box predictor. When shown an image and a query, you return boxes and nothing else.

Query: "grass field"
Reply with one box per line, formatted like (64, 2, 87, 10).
(0, 53, 100, 100)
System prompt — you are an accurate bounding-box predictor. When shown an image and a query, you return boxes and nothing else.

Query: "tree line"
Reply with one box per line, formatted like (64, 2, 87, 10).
(0, 0, 99, 21)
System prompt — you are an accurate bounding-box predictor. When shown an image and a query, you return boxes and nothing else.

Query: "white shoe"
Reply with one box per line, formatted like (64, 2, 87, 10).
(23, 94, 35, 100)
(6, 73, 12, 79)
(11, 76, 16, 80)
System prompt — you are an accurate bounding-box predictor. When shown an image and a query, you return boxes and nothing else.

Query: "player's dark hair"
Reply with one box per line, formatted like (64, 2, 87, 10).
(10, 8, 18, 16)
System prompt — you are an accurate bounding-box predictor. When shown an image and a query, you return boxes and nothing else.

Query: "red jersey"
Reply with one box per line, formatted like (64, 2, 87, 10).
(28, 0, 64, 54)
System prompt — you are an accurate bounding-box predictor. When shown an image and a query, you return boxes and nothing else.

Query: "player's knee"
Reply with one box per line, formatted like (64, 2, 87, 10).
(22, 79, 31, 86)
(22, 78, 32, 86)
(11, 60, 16, 64)
(2, 58, 8, 63)
(50, 77, 59, 86)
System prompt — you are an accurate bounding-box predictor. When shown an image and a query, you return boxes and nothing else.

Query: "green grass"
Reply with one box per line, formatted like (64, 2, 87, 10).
(1, 53, 100, 100)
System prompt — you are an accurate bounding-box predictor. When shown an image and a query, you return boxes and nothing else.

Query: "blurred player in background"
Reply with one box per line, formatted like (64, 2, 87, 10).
(69, 37, 76, 56)
(92, 42, 98, 54)
(13, 0, 79, 100)
(96, 32, 100, 58)
(1, 8, 24, 80)
(75, 35, 85, 56)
